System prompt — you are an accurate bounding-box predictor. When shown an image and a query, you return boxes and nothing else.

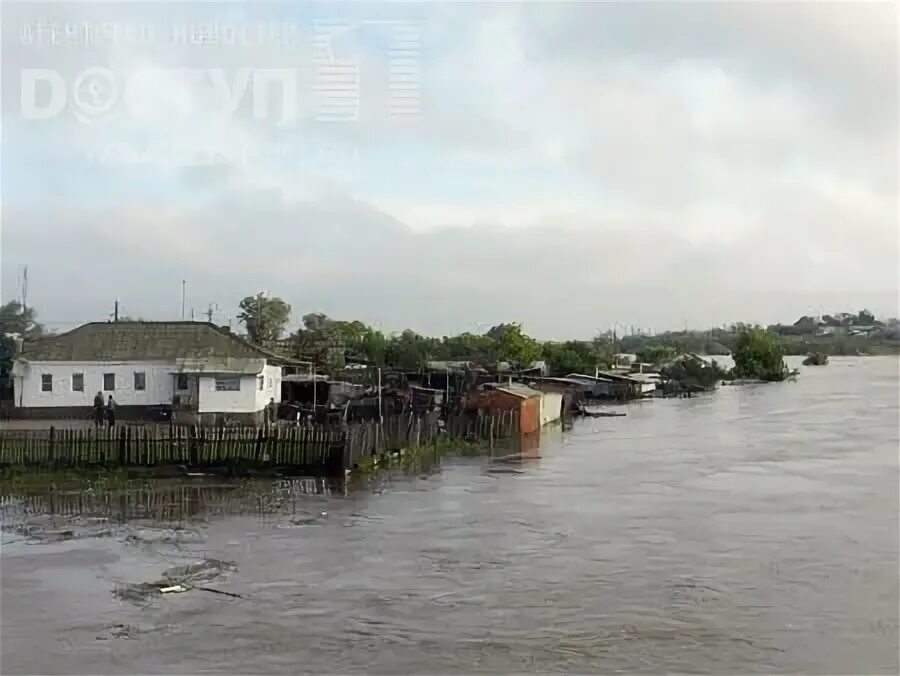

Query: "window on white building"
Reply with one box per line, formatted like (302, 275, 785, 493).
(176, 374, 189, 390)
(103, 373, 115, 391)
(72, 373, 84, 392)
(215, 377, 241, 392)
(134, 372, 146, 391)
(41, 374, 52, 392)
(257, 375, 264, 391)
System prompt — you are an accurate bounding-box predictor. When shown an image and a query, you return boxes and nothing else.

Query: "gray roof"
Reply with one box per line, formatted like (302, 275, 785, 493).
(528, 376, 591, 387)
(484, 382, 541, 399)
(19, 322, 282, 362)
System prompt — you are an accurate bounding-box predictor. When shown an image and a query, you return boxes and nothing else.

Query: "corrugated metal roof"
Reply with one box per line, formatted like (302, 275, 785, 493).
(19, 322, 276, 362)
(628, 373, 660, 383)
(489, 382, 541, 399)
(530, 377, 591, 387)
(566, 373, 616, 383)
(595, 370, 644, 384)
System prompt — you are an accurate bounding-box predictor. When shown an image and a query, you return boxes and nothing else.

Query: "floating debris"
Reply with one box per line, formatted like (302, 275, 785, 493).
(159, 585, 188, 594)
(122, 526, 206, 548)
(4, 514, 116, 544)
(96, 622, 181, 641)
(114, 558, 238, 605)
(276, 512, 328, 528)
(803, 352, 829, 366)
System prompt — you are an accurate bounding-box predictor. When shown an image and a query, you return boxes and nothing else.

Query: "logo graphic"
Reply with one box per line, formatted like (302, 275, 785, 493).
(312, 18, 422, 122)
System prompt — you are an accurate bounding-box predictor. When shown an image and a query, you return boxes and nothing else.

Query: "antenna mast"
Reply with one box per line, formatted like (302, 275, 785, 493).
(205, 303, 220, 323)
(22, 265, 28, 315)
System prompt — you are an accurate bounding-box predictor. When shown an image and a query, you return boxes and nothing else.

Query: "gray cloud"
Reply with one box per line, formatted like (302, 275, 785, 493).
(4, 191, 896, 338)
(2, 2, 896, 337)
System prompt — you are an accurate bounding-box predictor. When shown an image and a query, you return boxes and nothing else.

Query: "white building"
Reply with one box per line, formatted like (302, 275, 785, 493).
(11, 321, 291, 424)
(538, 390, 564, 427)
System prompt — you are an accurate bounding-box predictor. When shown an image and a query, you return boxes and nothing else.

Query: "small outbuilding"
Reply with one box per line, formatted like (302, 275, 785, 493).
(465, 382, 542, 435)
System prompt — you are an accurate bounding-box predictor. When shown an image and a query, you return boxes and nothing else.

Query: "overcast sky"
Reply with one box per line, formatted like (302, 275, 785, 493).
(2, 1, 897, 339)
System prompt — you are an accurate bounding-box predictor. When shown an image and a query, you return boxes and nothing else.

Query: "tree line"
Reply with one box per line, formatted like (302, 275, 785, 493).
(232, 293, 621, 373)
(1, 295, 896, 384)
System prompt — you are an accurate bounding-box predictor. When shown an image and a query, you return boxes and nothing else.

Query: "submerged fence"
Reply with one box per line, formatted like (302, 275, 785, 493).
(1, 479, 336, 522)
(0, 409, 524, 474)
(342, 409, 521, 469)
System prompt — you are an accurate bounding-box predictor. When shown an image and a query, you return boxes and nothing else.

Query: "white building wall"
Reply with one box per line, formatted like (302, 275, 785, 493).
(16, 361, 175, 408)
(17, 359, 283, 414)
(196, 375, 258, 413)
(255, 364, 282, 410)
(196, 364, 282, 414)
(539, 391, 564, 426)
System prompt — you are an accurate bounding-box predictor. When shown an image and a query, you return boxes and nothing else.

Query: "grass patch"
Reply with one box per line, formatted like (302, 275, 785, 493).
(351, 437, 507, 476)
(0, 467, 148, 494)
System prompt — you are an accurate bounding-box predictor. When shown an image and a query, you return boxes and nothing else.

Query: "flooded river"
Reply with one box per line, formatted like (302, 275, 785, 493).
(1, 357, 897, 674)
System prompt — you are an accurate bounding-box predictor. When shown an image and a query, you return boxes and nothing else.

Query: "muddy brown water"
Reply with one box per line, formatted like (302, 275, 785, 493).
(1, 357, 897, 674)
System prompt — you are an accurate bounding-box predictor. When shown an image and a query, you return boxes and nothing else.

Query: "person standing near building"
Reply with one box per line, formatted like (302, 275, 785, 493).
(93, 391, 105, 428)
(106, 395, 116, 428)
(266, 397, 277, 426)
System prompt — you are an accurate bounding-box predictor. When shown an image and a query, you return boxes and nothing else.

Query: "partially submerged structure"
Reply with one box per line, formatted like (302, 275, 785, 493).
(466, 383, 542, 435)
(465, 382, 565, 434)
(802, 352, 829, 366)
(566, 372, 656, 399)
(524, 376, 589, 412)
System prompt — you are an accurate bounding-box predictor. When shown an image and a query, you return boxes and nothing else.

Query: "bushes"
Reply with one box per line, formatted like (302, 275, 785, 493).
(731, 329, 788, 381)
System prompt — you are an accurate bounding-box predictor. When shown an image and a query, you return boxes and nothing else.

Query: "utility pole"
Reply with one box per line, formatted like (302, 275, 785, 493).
(205, 303, 220, 323)
(114, 299, 119, 322)
(377, 367, 383, 423)
(22, 265, 28, 315)
(310, 362, 317, 416)
(181, 280, 186, 320)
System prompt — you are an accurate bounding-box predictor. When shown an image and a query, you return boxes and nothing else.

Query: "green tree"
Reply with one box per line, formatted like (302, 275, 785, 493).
(301, 312, 330, 331)
(0, 301, 45, 381)
(238, 294, 291, 343)
(490, 323, 541, 368)
(543, 341, 594, 375)
(358, 328, 387, 365)
(731, 328, 788, 381)
(385, 329, 431, 370)
(440, 333, 498, 363)
(0, 301, 45, 337)
(635, 344, 679, 365)
(291, 313, 341, 368)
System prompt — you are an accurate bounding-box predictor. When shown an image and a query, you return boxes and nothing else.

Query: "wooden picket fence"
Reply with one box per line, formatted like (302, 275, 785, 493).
(0, 409, 524, 474)
(342, 409, 521, 468)
(0, 425, 345, 473)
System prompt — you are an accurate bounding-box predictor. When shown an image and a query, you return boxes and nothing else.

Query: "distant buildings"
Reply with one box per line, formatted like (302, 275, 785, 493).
(778, 310, 892, 339)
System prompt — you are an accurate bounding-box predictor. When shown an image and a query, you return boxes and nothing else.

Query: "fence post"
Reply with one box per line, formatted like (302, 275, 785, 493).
(489, 415, 495, 457)
(255, 428, 264, 463)
(118, 426, 127, 465)
(189, 426, 198, 466)
(49, 426, 56, 465)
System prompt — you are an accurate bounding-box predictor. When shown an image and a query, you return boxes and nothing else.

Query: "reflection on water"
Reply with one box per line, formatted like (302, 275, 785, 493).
(2, 477, 339, 528)
(1, 357, 897, 674)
